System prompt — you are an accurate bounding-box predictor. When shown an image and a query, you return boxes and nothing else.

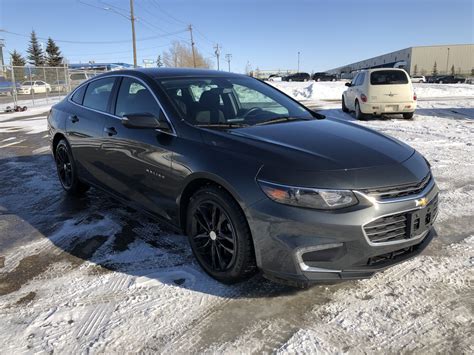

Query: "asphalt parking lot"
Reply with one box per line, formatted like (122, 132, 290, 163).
(0, 86, 473, 353)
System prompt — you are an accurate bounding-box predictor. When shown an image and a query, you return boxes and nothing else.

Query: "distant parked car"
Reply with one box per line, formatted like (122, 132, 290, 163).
(0, 76, 20, 96)
(342, 68, 417, 120)
(431, 75, 465, 84)
(18, 80, 52, 95)
(465, 77, 474, 84)
(411, 75, 426, 83)
(51, 80, 68, 92)
(283, 72, 310, 82)
(312, 72, 337, 81)
(267, 74, 283, 82)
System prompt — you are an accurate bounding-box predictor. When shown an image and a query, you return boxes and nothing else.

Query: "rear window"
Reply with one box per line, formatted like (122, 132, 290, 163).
(371, 70, 408, 85)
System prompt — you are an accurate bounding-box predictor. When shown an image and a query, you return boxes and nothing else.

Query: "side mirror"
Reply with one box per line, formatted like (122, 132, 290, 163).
(345, 82, 352, 87)
(122, 113, 171, 132)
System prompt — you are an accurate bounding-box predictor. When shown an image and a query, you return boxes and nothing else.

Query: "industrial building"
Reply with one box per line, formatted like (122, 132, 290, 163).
(327, 44, 474, 77)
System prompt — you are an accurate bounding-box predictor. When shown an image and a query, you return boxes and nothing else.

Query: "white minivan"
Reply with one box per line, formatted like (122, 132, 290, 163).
(342, 68, 417, 120)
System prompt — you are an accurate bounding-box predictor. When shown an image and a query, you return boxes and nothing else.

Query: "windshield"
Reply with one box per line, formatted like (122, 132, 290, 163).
(156, 76, 313, 127)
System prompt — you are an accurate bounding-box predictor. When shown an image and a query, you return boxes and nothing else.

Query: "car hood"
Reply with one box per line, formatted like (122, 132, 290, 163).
(200, 118, 429, 189)
(231, 118, 413, 168)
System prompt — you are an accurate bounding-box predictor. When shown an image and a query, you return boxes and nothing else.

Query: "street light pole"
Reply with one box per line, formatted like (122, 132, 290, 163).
(129, 0, 137, 67)
(446, 47, 450, 75)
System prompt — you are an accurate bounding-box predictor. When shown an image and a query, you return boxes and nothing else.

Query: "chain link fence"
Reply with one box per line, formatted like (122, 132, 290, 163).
(0, 65, 104, 111)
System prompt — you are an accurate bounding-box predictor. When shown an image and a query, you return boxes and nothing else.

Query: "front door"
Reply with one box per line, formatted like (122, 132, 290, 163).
(99, 76, 176, 221)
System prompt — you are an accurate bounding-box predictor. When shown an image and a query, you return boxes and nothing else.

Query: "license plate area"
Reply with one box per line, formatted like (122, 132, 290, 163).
(407, 199, 438, 237)
(384, 105, 398, 112)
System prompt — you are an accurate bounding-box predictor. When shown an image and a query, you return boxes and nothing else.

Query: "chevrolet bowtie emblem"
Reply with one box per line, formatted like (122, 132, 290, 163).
(415, 197, 428, 207)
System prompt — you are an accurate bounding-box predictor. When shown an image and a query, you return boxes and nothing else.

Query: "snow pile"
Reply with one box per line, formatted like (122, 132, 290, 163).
(269, 81, 474, 101)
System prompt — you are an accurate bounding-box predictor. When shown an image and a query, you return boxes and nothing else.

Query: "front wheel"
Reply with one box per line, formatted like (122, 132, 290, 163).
(403, 112, 414, 119)
(55, 139, 89, 195)
(186, 186, 256, 283)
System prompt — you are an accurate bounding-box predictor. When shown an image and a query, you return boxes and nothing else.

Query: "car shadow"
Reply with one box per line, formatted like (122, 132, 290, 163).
(0, 153, 308, 299)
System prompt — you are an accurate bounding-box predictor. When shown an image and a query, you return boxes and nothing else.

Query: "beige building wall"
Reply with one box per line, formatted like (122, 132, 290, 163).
(410, 45, 474, 76)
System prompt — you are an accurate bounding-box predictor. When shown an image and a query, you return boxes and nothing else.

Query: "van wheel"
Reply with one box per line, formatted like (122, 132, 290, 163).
(355, 101, 368, 120)
(342, 96, 349, 113)
(186, 186, 257, 284)
(403, 112, 414, 119)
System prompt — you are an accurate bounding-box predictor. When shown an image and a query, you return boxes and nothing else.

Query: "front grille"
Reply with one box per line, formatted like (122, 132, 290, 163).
(364, 212, 409, 243)
(362, 173, 432, 200)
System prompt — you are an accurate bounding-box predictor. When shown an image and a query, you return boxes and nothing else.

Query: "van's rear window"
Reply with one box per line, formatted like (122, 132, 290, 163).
(370, 71, 408, 85)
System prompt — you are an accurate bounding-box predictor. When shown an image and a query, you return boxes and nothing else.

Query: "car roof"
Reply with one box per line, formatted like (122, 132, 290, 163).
(365, 68, 408, 73)
(93, 67, 247, 80)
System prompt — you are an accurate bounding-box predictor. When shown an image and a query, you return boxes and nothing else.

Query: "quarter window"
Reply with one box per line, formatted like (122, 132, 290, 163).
(71, 84, 87, 104)
(115, 77, 162, 118)
(83, 77, 115, 112)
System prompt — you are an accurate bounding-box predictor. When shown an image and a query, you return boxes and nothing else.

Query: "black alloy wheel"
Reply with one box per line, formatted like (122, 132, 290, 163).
(186, 186, 256, 283)
(55, 139, 89, 195)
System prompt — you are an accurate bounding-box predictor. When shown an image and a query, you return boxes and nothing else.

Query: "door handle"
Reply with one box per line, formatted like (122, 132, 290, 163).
(104, 127, 117, 136)
(69, 115, 79, 123)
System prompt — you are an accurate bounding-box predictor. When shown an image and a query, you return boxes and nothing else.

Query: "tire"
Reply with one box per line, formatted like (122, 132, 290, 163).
(355, 101, 368, 120)
(289, 79, 293, 82)
(403, 112, 414, 119)
(342, 95, 349, 113)
(54, 139, 89, 195)
(186, 185, 257, 283)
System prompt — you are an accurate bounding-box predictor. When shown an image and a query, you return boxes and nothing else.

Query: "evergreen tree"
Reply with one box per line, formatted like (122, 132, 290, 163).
(432, 62, 438, 76)
(10, 50, 26, 66)
(27, 30, 45, 66)
(45, 37, 63, 66)
(156, 55, 163, 67)
(413, 64, 418, 76)
(450, 64, 455, 76)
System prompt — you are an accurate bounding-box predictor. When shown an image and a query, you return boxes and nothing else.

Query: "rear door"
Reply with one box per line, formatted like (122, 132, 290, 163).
(99, 76, 176, 220)
(66, 76, 117, 184)
(369, 70, 413, 103)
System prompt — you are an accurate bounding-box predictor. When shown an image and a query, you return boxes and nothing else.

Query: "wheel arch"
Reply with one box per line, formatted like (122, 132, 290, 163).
(177, 172, 247, 233)
(52, 132, 67, 156)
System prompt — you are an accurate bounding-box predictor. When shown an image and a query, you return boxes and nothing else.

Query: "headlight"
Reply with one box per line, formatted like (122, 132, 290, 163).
(258, 180, 358, 210)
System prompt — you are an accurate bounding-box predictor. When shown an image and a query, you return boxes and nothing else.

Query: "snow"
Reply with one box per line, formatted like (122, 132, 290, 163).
(269, 81, 474, 102)
(0, 83, 473, 353)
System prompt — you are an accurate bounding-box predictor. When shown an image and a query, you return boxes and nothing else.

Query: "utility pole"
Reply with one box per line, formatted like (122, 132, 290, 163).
(225, 53, 232, 72)
(189, 24, 196, 68)
(130, 0, 137, 67)
(297, 51, 300, 72)
(214, 44, 221, 70)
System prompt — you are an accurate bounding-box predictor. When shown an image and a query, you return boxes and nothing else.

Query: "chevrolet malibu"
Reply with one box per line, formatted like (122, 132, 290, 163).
(48, 68, 439, 286)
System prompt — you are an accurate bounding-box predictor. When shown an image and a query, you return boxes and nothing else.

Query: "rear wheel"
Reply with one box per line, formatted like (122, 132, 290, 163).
(55, 139, 89, 195)
(186, 186, 256, 283)
(403, 112, 414, 119)
(355, 101, 368, 120)
(342, 95, 349, 113)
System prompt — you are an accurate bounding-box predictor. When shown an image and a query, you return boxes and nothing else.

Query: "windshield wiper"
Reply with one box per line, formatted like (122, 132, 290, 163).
(255, 116, 312, 126)
(196, 122, 249, 129)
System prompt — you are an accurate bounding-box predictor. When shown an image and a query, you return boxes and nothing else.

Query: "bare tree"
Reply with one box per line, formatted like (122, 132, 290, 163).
(163, 41, 211, 68)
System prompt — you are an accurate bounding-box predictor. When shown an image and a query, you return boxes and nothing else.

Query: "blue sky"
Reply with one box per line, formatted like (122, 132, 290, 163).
(1, 0, 473, 73)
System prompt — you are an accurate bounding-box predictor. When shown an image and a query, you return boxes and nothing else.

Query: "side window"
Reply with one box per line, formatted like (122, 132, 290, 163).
(71, 84, 87, 104)
(352, 74, 359, 86)
(357, 72, 365, 86)
(83, 77, 115, 112)
(115, 77, 162, 118)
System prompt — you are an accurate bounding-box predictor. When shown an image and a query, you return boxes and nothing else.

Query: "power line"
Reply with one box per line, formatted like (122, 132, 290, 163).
(0, 28, 187, 45)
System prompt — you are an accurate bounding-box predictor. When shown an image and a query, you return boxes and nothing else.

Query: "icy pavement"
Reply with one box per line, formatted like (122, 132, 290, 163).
(0, 85, 473, 353)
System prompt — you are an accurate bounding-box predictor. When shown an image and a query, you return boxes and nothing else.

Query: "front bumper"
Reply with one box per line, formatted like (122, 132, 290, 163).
(359, 101, 417, 115)
(246, 178, 438, 286)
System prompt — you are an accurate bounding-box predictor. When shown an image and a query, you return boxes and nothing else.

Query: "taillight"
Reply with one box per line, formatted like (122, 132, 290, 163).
(413, 94, 417, 101)
(360, 94, 367, 103)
